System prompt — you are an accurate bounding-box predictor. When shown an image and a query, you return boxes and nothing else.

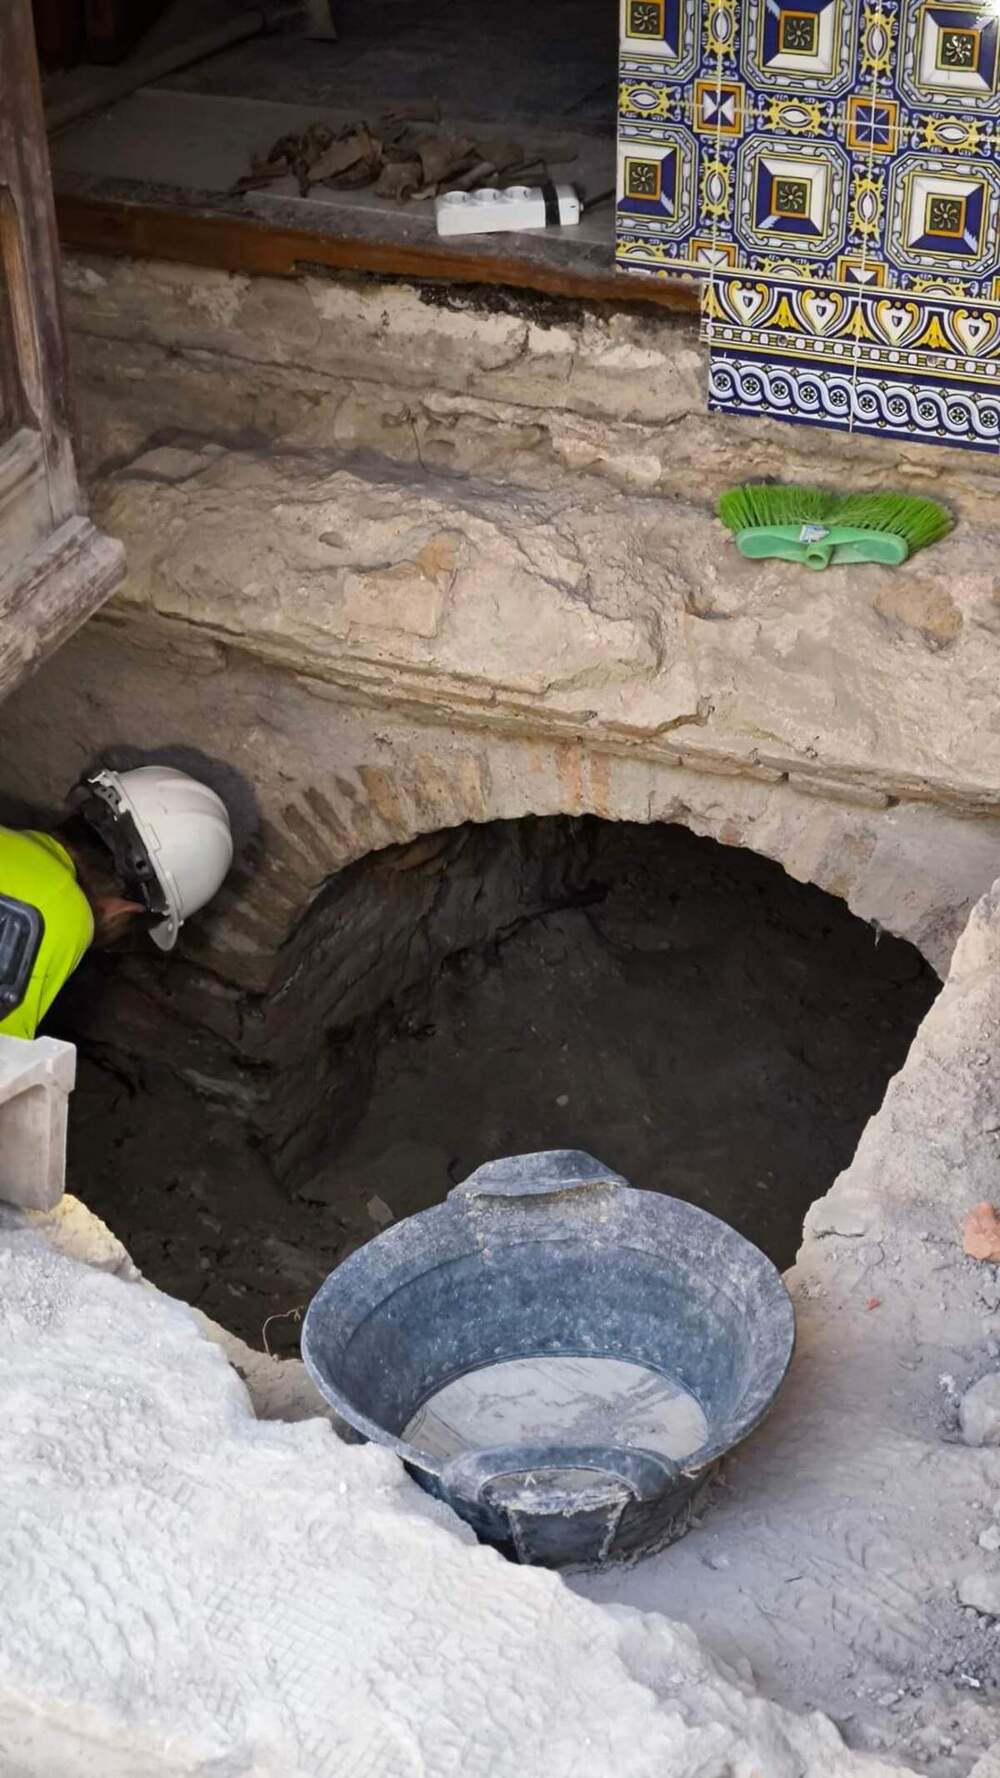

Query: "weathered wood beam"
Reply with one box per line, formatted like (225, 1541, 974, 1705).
(55, 192, 702, 313)
(0, 514, 125, 703)
(0, 2, 126, 703)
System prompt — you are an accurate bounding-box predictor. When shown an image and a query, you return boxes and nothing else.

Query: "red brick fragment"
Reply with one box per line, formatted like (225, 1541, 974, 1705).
(963, 1202, 1000, 1264)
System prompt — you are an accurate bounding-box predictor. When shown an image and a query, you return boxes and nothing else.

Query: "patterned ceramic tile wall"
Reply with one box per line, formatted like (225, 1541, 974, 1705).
(616, 0, 1000, 449)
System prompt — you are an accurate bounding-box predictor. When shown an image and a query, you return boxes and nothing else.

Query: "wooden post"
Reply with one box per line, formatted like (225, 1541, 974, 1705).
(0, 0, 125, 702)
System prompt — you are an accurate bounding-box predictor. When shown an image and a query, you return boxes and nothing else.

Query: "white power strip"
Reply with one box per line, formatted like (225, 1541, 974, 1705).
(435, 183, 581, 238)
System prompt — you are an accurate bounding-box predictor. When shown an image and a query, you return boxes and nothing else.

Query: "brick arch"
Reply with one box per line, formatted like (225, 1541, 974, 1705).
(212, 734, 988, 988)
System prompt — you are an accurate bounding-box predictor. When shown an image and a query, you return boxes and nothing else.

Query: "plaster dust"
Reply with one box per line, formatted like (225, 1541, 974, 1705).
(401, 1355, 710, 1464)
(0, 1198, 904, 1778)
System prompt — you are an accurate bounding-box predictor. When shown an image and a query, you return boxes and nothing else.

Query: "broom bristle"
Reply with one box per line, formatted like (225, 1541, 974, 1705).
(825, 491, 953, 553)
(717, 483, 830, 533)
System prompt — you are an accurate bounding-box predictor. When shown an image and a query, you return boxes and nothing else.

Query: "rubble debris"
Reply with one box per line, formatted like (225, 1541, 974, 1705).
(304, 128, 380, 191)
(1, 1208, 916, 1778)
(374, 160, 422, 203)
(230, 115, 576, 204)
(964, 1201, 1000, 1263)
(959, 1374, 1000, 1447)
(958, 1573, 1000, 1616)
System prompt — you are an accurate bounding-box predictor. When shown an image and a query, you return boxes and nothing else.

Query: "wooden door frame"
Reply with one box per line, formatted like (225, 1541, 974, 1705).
(0, 0, 124, 704)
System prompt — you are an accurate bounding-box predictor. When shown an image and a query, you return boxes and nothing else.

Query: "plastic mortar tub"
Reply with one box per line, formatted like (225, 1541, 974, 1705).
(302, 1150, 795, 1569)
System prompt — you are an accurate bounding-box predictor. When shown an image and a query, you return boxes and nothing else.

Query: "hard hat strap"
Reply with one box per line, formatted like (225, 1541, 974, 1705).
(76, 787, 170, 918)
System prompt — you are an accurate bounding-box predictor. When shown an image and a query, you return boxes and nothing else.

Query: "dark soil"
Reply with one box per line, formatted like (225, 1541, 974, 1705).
(63, 820, 938, 1349)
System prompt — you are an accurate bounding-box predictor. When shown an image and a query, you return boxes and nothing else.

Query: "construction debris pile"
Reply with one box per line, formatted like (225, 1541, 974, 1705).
(232, 106, 576, 204)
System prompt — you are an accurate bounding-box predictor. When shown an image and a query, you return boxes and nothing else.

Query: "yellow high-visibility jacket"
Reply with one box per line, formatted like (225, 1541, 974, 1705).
(0, 829, 94, 1039)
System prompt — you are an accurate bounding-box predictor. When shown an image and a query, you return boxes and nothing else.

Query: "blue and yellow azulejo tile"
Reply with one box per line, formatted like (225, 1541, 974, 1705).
(617, 0, 1000, 446)
(620, 0, 702, 81)
(737, 136, 850, 258)
(743, 0, 860, 92)
(897, 0, 1000, 110)
(885, 152, 1000, 281)
(617, 124, 700, 266)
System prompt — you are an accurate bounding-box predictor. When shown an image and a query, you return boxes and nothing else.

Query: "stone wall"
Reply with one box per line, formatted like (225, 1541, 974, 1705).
(59, 254, 1000, 516)
(50, 252, 1000, 806)
(1, 250, 999, 1115)
(4, 613, 998, 985)
(229, 818, 608, 1182)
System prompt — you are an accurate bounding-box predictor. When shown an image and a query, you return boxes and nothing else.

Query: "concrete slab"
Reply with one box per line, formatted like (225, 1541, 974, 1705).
(0, 1035, 76, 1212)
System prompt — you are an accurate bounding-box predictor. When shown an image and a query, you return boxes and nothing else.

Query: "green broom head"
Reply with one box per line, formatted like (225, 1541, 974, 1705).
(823, 490, 954, 555)
(717, 483, 829, 534)
(717, 482, 954, 568)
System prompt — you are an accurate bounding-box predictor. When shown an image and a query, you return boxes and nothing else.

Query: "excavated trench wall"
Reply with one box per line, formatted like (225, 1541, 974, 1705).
(257, 819, 608, 1183)
(1, 252, 999, 1152)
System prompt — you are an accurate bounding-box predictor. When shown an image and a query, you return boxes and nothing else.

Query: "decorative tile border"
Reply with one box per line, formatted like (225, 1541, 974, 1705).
(707, 354, 1000, 446)
(703, 266, 1000, 447)
(616, 0, 1000, 448)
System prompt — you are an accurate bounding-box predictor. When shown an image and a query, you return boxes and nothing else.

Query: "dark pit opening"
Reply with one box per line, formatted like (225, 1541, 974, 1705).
(59, 816, 938, 1348)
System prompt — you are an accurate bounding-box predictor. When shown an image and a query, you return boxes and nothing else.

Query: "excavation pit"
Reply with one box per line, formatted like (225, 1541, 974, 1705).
(56, 815, 937, 1349)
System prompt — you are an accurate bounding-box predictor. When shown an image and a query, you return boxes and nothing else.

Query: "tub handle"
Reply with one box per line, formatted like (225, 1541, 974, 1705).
(440, 1442, 679, 1509)
(449, 1149, 629, 1202)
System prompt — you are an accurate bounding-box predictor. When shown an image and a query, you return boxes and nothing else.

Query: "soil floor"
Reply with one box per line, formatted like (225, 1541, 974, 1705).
(63, 823, 938, 1349)
(155, 0, 617, 128)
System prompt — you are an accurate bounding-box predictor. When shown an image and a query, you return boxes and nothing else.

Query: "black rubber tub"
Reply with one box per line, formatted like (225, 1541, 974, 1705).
(302, 1150, 795, 1568)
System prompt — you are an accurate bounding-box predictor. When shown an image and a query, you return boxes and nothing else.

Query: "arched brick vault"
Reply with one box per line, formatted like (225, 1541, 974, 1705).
(160, 728, 992, 1185)
(225, 735, 996, 990)
(237, 780, 949, 1186)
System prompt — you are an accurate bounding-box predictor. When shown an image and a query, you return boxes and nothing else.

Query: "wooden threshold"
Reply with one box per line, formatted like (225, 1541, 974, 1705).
(55, 191, 701, 313)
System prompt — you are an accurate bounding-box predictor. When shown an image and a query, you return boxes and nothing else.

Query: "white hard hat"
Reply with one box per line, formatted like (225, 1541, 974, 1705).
(81, 766, 234, 951)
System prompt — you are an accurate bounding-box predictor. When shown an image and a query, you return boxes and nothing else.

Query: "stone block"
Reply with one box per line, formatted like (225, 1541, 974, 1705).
(0, 1036, 76, 1212)
(958, 1572, 1000, 1616)
(960, 1374, 1000, 1447)
(873, 578, 963, 650)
